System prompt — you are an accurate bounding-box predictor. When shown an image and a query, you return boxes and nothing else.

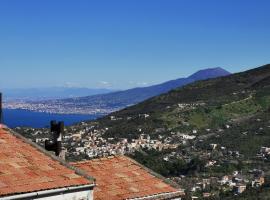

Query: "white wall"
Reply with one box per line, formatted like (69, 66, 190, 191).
(37, 190, 94, 200)
(2, 190, 94, 200)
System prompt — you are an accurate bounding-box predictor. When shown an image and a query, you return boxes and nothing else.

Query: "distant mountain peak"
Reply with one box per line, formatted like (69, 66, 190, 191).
(188, 67, 231, 81)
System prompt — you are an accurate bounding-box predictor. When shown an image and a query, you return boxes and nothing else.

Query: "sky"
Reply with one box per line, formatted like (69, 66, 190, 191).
(0, 0, 270, 89)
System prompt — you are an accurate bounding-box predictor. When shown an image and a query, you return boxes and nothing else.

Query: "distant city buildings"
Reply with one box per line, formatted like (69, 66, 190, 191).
(4, 100, 121, 115)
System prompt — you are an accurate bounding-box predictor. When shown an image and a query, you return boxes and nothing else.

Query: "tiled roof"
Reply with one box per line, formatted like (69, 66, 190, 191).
(72, 156, 184, 200)
(0, 128, 94, 197)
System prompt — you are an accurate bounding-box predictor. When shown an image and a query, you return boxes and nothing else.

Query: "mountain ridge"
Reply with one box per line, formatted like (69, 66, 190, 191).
(75, 67, 230, 100)
(37, 67, 231, 114)
(94, 64, 270, 139)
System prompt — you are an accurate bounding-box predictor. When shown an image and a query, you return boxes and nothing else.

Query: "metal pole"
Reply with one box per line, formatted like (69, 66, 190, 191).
(0, 93, 3, 124)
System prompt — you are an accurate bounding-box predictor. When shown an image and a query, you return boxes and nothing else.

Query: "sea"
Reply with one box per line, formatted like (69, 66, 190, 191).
(3, 109, 101, 128)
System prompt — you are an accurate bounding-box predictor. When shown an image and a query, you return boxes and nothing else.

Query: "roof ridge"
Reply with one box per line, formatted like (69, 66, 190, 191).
(70, 155, 120, 165)
(5, 128, 96, 183)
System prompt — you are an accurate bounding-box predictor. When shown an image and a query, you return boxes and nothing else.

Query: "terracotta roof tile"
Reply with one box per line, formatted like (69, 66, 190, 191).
(0, 129, 93, 197)
(72, 156, 184, 200)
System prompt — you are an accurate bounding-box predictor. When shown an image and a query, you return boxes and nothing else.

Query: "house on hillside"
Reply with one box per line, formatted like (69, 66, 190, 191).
(233, 184, 246, 194)
(252, 176, 265, 187)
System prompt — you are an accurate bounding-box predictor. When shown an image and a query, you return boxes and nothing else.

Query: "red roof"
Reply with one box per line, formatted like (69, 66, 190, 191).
(72, 156, 184, 200)
(0, 128, 93, 197)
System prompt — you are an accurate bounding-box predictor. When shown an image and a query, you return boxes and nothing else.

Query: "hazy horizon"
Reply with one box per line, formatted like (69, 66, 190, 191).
(0, 66, 233, 90)
(2, 64, 268, 91)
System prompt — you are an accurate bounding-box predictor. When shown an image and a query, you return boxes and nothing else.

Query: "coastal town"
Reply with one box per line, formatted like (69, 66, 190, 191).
(4, 100, 118, 115)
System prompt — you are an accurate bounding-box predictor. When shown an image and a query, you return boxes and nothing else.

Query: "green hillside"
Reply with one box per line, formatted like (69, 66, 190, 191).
(99, 64, 270, 140)
(91, 64, 270, 199)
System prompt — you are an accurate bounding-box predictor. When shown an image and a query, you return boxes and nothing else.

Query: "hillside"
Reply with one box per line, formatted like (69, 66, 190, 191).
(89, 64, 270, 199)
(97, 64, 270, 140)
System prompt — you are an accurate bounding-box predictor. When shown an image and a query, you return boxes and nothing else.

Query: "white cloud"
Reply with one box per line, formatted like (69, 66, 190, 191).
(136, 82, 149, 86)
(128, 81, 150, 87)
(97, 81, 112, 88)
(100, 81, 109, 85)
(63, 82, 81, 88)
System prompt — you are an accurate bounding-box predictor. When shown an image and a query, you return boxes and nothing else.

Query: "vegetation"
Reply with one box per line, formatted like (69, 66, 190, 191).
(96, 64, 270, 139)
(91, 64, 270, 199)
(130, 149, 206, 177)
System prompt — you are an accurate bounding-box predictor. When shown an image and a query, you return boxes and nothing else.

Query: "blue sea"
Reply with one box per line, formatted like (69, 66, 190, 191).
(3, 109, 101, 128)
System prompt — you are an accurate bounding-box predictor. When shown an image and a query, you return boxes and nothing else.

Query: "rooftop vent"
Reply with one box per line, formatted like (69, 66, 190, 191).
(45, 120, 64, 157)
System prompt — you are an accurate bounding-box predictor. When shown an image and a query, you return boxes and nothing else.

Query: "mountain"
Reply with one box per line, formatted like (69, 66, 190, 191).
(2, 87, 115, 101)
(30, 67, 230, 114)
(66, 67, 230, 106)
(95, 64, 270, 151)
(188, 67, 230, 80)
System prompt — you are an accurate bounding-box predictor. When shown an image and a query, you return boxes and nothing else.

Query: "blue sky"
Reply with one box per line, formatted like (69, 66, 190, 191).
(0, 0, 270, 89)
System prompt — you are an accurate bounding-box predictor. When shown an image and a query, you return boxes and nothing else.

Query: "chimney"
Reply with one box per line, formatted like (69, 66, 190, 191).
(45, 120, 65, 159)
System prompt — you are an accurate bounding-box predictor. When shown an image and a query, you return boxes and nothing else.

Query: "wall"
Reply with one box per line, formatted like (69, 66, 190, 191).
(37, 190, 93, 200)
